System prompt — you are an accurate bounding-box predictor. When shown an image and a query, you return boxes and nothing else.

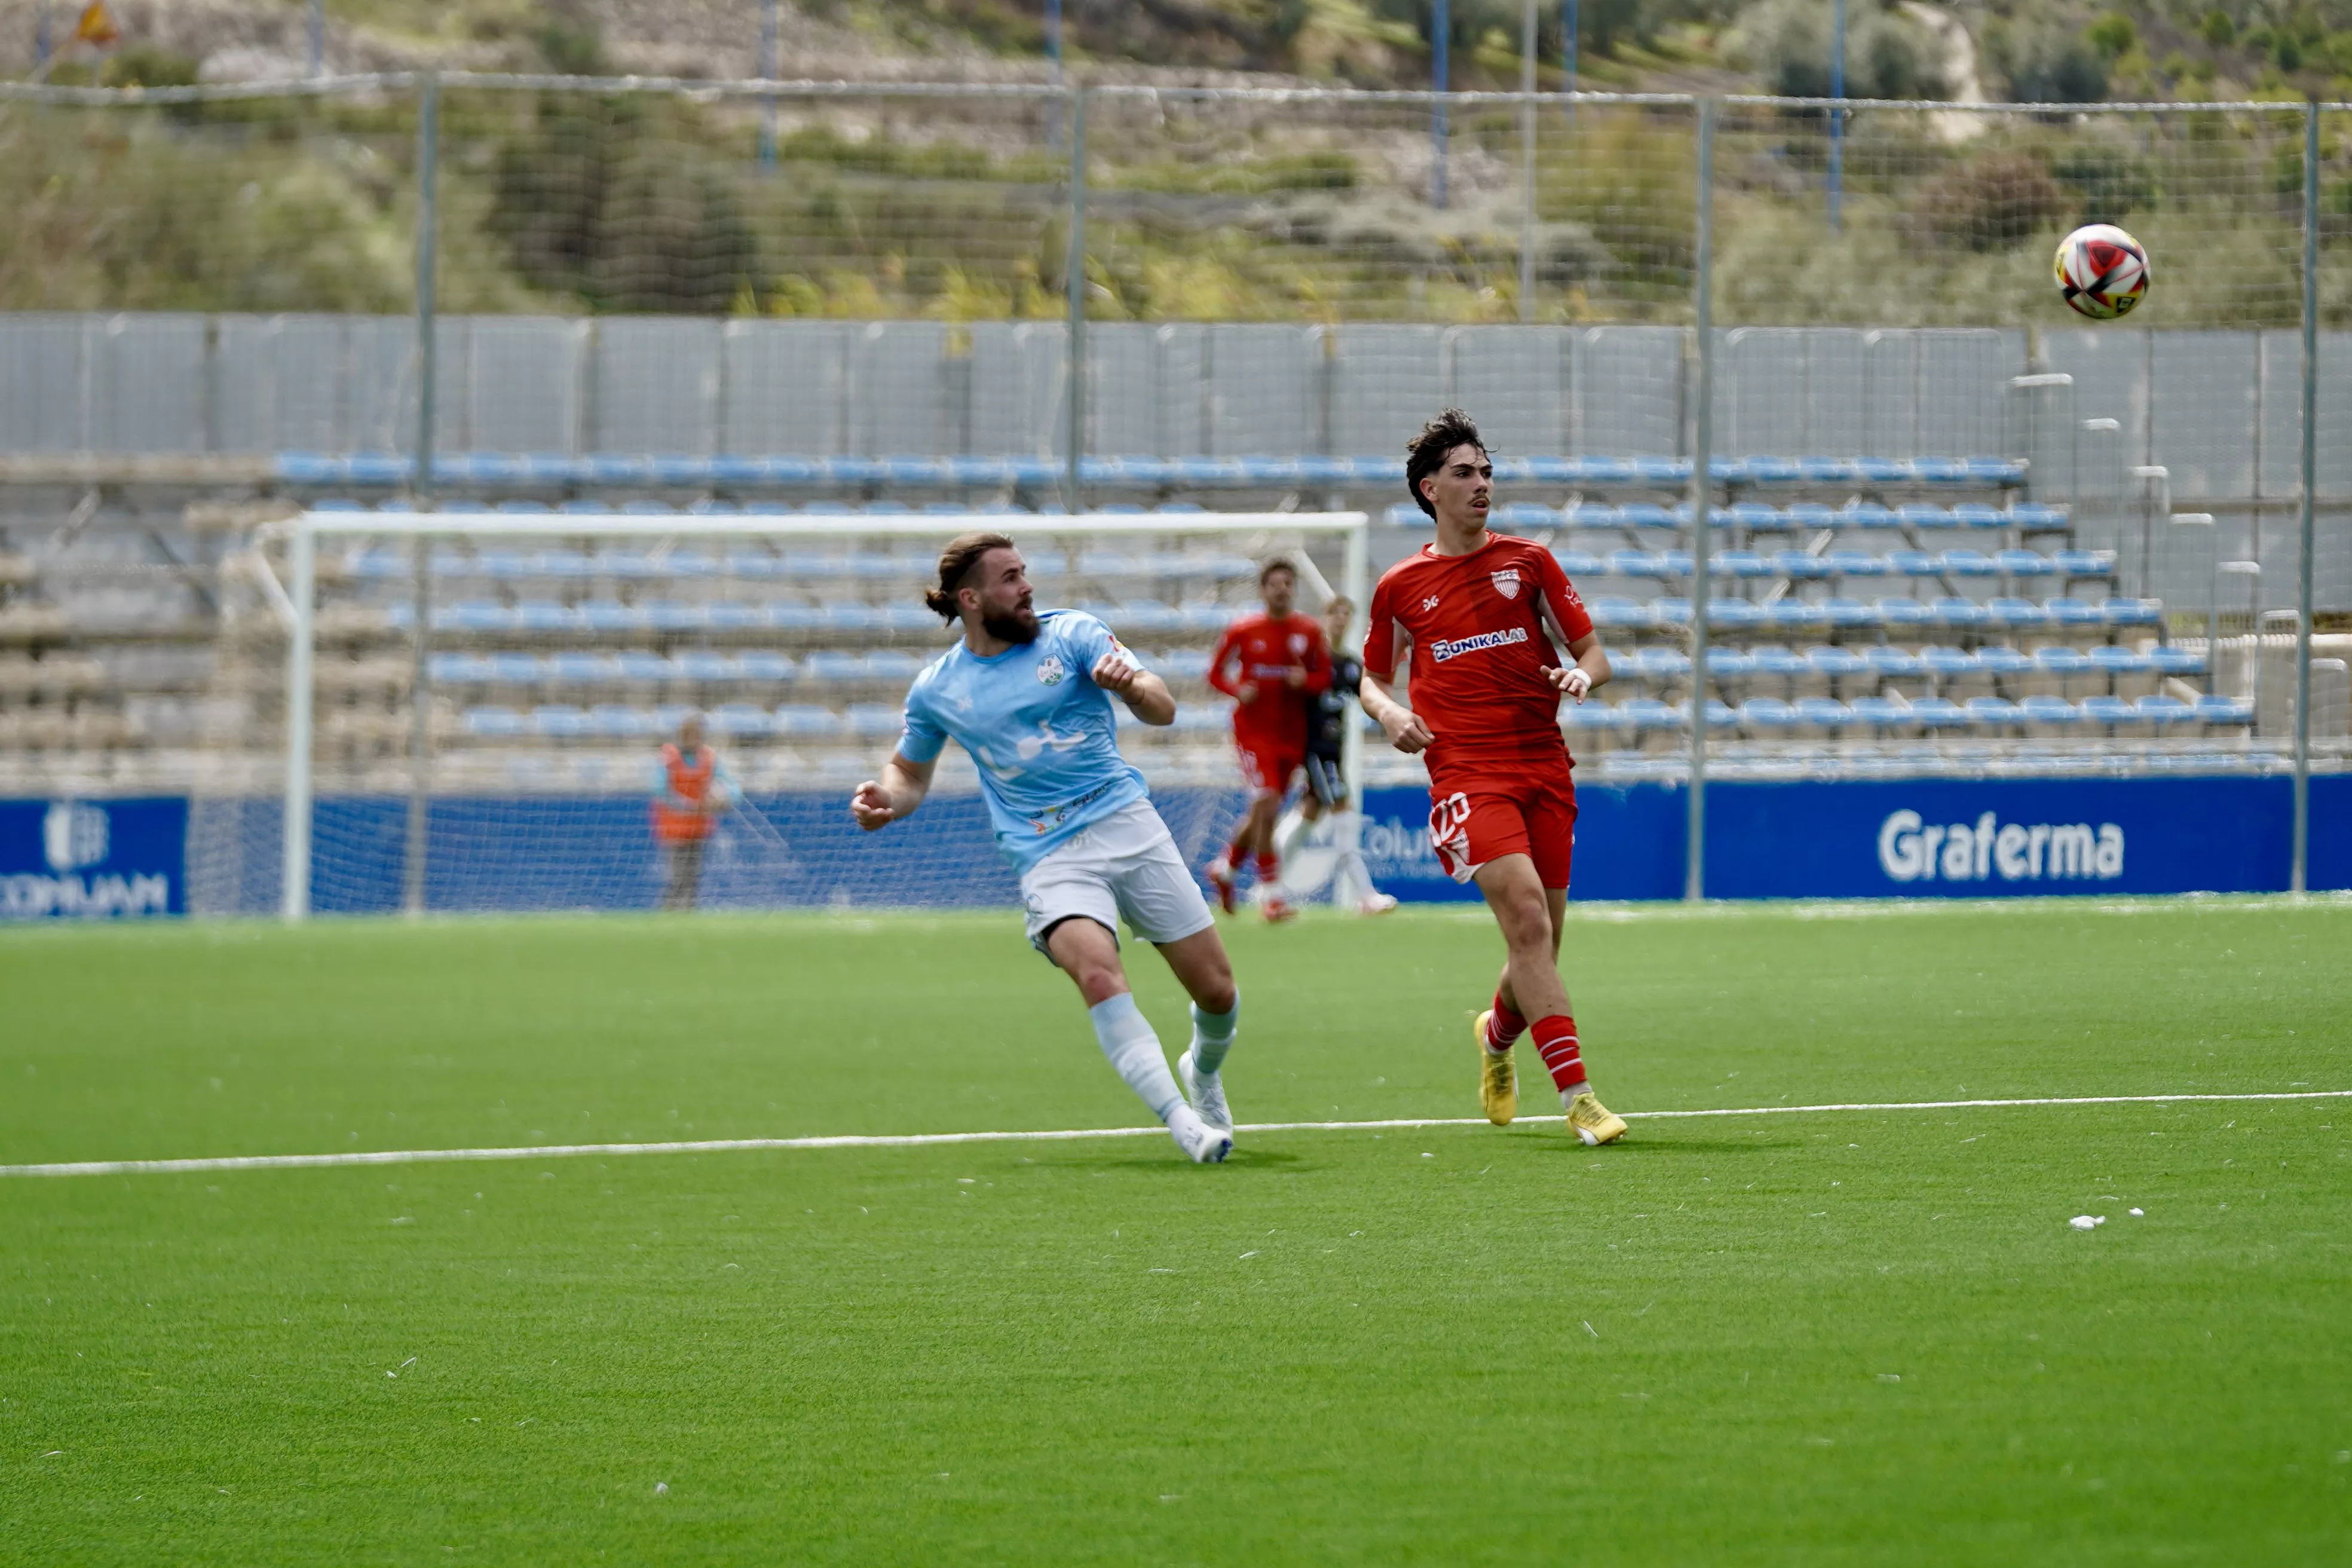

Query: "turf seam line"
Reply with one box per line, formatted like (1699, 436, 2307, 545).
(2, 1089, 2346, 1179)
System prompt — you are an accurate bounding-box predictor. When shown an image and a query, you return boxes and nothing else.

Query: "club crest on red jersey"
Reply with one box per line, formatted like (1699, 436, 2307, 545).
(1490, 568, 1521, 601)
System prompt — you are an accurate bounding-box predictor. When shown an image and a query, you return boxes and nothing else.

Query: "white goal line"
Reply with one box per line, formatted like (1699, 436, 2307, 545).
(1, 1089, 2344, 1180)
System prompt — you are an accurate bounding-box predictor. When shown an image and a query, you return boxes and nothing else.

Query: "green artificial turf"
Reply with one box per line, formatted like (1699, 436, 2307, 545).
(2, 901, 2348, 1564)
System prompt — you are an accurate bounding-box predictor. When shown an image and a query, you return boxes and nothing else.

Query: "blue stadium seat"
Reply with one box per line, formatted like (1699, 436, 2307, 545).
(1564, 702, 1633, 733)
(865, 651, 922, 682)
(2102, 598, 2163, 627)
(1875, 596, 1932, 628)
(2192, 694, 2254, 725)
(1702, 647, 1756, 677)
(2032, 646, 2092, 677)
(1617, 503, 1679, 531)
(1900, 504, 1957, 531)
(707, 703, 773, 738)
(1565, 503, 1621, 528)
(1987, 598, 2048, 630)
(1921, 645, 1977, 679)
(1978, 646, 2033, 677)
(1772, 549, 1833, 580)
(1492, 503, 1558, 529)
(1726, 503, 1782, 532)
(2080, 694, 2134, 725)
(615, 651, 673, 682)
(430, 653, 495, 683)
(737, 651, 797, 682)
(674, 651, 740, 682)
(1964, 696, 2021, 728)
(1766, 599, 1827, 632)
(1995, 549, 2055, 577)
(1941, 549, 1999, 577)
(1793, 697, 1854, 728)
(1607, 549, 1670, 578)
(1822, 597, 1877, 629)
(2020, 695, 2080, 726)
(1619, 697, 1682, 730)
(1849, 695, 1913, 728)
(802, 652, 869, 685)
(1888, 549, 1937, 577)
(1628, 647, 1692, 677)
(1556, 549, 1606, 576)
(1587, 597, 1652, 629)
(529, 705, 590, 738)
(1750, 645, 1808, 677)
(844, 702, 904, 739)
(1713, 550, 1772, 578)
(773, 704, 846, 738)
(1842, 502, 1898, 530)
(587, 704, 656, 739)
(445, 601, 513, 632)
(463, 706, 524, 737)
(705, 604, 762, 632)
(1684, 698, 1740, 728)
(486, 652, 544, 683)
(549, 651, 622, 684)
(1952, 503, 2007, 530)
(641, 602, 705, 632)
(2087, 646, 2149, 676)
(1737, 697, 1798, 730)
(2134, 694, 2195, 725)
(1930, 598, 1989, 630)
(1912, 696, 1970, 728)
(2051, 550, 2114, 577)
(2148, 645, 2205, 676)
(2010, 503, 2069, 531)
(1862, 646, 1924, 678)
(1805, 645, 1869, 678)
(815, 604, 884, 633)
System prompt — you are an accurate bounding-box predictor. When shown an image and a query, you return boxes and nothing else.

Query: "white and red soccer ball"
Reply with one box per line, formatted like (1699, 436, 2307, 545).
(2054, 223, 2150, 320)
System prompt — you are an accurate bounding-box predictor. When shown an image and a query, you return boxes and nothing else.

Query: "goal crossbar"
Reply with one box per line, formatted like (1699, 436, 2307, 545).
(272, 509, 1373, 920)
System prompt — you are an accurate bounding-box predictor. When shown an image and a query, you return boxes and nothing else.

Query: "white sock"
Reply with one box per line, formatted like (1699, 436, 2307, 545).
(1273, 807, 1310, 863)
(1088, 994, 1183, 1123)
(1189, 993, 1239, 1075)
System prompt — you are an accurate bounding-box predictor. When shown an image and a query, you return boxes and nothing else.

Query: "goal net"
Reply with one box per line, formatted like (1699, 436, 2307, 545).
(196, 509, 1369, 919)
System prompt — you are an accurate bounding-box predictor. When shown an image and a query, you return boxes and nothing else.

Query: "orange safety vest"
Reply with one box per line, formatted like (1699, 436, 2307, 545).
(652, 743, 719, 842)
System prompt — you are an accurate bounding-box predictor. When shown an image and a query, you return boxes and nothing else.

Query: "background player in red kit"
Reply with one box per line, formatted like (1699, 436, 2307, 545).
(1358, 409, 1628, 1145)
(1206, 559, 1330, 921)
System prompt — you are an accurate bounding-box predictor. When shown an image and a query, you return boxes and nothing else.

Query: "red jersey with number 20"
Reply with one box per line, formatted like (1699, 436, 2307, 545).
(1362, 532, 1595, 783)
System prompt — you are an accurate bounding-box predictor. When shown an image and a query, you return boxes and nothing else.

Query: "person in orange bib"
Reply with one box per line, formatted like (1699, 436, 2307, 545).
(650, 713, 737, 911)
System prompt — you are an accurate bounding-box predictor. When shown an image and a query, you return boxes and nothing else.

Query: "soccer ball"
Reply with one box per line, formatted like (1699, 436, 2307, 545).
(2054, 223, 2149, 320)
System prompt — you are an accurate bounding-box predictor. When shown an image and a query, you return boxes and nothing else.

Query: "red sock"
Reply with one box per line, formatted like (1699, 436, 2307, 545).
(1254, 851, 1279, 883)
(1531, 1015, 1584, 1092)
(1486, 994, 1528, 1052)
(1226, 835, 1248, 867)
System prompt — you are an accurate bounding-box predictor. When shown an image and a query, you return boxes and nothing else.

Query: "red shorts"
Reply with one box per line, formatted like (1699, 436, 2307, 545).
(1427, 770, 1578, 888)
(1235, 738, 1303, 796)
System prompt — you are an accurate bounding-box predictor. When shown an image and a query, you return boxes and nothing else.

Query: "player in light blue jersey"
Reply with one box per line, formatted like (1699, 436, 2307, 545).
(851, 531, 1243, 1163)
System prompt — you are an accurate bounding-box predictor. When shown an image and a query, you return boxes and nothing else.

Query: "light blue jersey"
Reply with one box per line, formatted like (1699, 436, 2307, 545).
(897, 610, 1151, 873)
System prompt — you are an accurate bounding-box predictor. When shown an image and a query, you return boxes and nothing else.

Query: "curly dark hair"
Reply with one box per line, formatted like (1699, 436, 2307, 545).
(923, 531, 1017, 621)
(1405, 408, 1488, 518)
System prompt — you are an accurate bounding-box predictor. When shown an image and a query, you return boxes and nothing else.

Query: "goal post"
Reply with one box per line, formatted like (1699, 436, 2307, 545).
(264, 508, 1373, 921)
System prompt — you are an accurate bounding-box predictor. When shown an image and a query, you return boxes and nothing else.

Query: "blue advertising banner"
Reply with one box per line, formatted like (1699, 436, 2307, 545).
(3, 775, 2341, 918)
(0, 797, 187, 920)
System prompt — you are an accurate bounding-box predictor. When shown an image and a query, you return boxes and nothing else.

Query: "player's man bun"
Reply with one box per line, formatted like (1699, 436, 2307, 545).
(926, 531, 1016, 621)
(1405, 407, 1487, 517)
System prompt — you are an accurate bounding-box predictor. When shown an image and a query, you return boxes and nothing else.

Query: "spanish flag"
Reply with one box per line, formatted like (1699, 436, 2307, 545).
(72, 1, 121, 47)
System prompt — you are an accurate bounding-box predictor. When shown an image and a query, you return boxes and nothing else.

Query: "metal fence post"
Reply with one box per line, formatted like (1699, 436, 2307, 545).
(405, 72, 439, 918)
(2293, 99, 2319, 894)
(1432, 0, 1450, 210)
(1827, 0, 1845, 229)
(1518, 1, 1537, 323)
(1686, 96, 1716, 904)
(308, 0, 324, 75)
(283, 520, 315, 924)
(1065, 85, 1088, 510)
(758, 0, 779, 166)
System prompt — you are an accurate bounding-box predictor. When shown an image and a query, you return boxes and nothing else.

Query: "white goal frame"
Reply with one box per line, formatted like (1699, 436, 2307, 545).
(267, 509, 1373, 921)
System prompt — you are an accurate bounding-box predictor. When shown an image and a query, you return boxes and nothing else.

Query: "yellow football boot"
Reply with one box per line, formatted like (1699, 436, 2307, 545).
(1566, 1090, 1628, 1146)
(1473, 1010, 1517, 1126)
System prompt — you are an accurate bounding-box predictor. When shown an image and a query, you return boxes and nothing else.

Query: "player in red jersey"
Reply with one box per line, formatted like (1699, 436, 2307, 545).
(1205, 559, 1330, 921)
(1359, 409, 1628, 1145)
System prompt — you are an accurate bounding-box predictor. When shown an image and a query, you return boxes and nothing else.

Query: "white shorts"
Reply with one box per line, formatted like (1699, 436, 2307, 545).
(1020, 800, 1216, 960)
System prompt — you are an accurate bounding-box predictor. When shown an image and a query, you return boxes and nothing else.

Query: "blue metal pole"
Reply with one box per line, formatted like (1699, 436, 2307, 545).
(758, 0, 778, 167)
(309, 0, 323, 75)
(35, 3, 50, 69)
(1827, 0, 1845, 229)
(1048, 0, 1063, 79)
(1433, 0, 1450, 209)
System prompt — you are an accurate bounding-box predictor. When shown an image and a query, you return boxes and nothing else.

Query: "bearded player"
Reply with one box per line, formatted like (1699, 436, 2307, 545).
(1358, 409, 1627, 1146)
(1205, 559, 1330, 921)
(852, 531, 1240, 1163)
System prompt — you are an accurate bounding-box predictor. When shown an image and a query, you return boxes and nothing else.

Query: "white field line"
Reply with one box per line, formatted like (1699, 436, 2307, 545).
(1, 1089, 2347, 1180)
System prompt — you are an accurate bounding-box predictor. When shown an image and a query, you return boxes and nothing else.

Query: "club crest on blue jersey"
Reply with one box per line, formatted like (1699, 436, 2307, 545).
(1035, 655, 1067, 686)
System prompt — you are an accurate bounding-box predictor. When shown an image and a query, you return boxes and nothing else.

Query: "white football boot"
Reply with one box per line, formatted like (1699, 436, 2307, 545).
(1168, 1103, 1233, 1164)
(1177, 1049, 1233, 1135)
